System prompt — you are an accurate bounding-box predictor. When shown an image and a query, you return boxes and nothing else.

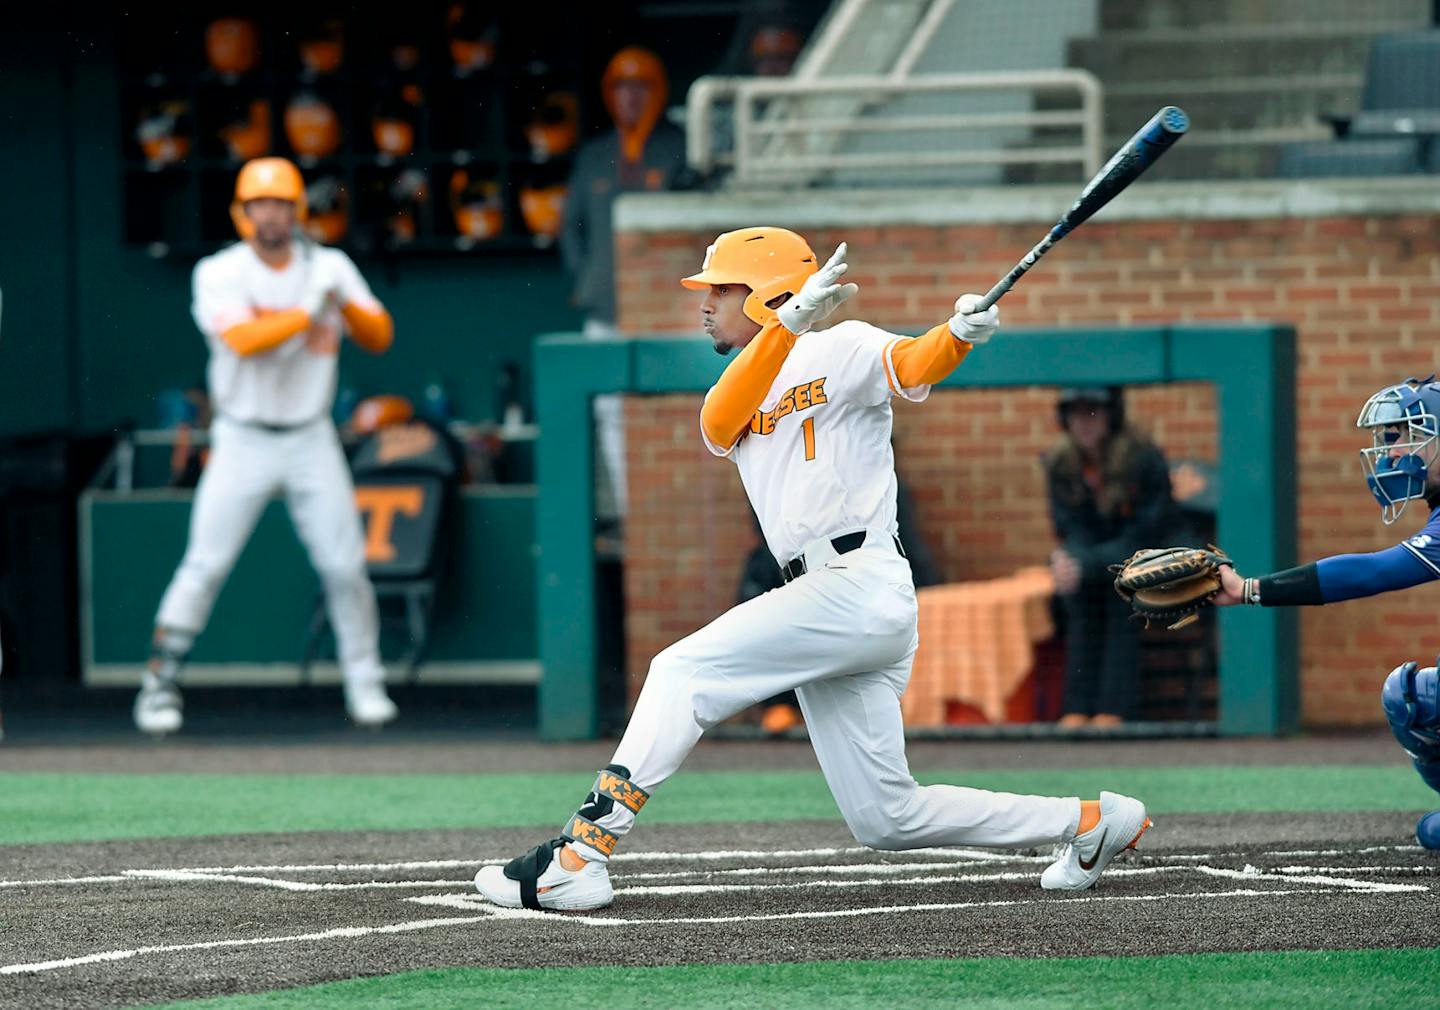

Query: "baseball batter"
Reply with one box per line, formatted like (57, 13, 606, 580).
(475, 227, 1151, 910)
(1212, 376, 1440, 849)
(134, 157, 398, 735)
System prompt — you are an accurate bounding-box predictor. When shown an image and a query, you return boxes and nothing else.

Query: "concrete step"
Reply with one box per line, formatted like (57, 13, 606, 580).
(1103, 80, 1361, 133)
(1003, 125, 1313, 183)
(1068, 32, 1375, 84)
(1101, 135, 1297, 180)
(1100, 0, 1429, 31)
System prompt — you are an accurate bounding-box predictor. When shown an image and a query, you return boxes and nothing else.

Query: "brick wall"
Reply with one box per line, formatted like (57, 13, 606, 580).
(617, 215, 1440, 726)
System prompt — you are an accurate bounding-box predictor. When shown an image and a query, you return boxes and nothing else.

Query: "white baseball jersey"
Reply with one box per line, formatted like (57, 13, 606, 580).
(702, 319, 930, 564)
(191, 242, 381, 426)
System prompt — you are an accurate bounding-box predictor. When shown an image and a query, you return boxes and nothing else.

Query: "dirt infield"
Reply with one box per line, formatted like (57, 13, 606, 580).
(2, 811, 1435, 1010)
(1, 732, 1432, 1009)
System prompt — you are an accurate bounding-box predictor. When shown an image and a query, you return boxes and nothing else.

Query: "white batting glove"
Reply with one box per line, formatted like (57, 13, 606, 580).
(948, 293, 999, 345)
(298, 259, 339, 320)
(777, 242, 860, 336)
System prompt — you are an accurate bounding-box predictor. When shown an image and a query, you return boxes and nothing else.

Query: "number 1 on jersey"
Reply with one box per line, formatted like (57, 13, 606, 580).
(802, 416, 817, 461)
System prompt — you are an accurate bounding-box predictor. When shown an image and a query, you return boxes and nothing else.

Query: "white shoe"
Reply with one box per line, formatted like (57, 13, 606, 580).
(475, 841, 613, 911)
(1041, 790, 1151, 891)
(345, 681, 397, 727)
(133, 673, 183, 736)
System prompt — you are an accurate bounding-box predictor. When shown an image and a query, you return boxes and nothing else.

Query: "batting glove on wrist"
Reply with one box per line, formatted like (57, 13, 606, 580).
(777, 242, 860, 336)
(948, 293, 999, 345)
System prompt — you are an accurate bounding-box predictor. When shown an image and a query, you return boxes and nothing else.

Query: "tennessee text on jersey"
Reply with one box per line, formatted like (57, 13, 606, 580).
(751, 377, 828, 436)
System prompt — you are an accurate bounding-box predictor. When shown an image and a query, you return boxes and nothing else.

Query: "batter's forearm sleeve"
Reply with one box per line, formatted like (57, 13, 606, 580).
(889, 322, 973, 389)
(342, 303, 394, 353)
(221, 309, 312, 356)
(700, 321, 799, 450)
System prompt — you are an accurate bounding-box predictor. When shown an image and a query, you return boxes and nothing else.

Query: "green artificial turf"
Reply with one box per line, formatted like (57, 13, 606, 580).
(1, 765, 1435, 845)
(152, 948, 1440, 1010)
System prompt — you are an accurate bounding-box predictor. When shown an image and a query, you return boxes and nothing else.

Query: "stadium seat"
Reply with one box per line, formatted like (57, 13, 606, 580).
(1292, 31, 1440, 176)
(1348, 109, 1440, 139)
(1275, 137, 1423, 178)
(1362, 31, 1440, 113)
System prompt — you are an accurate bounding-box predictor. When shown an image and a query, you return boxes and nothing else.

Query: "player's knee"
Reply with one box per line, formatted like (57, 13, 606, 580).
(846, 792, 921, 851)
(645, 647, 733, 729)
(1382, 662, 1440, 763)
(848, 813, 910, 851)
(176, 557, 226, 599)
(645, 646, 688, 689)
(315, 560, 368, 594)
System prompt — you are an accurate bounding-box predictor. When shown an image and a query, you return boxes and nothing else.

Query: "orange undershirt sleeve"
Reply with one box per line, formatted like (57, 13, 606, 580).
(888, 322, 973, 390)
(341, 302, 395, 354)
(220, 310, 312, 357)
(700, 321, 799, 451)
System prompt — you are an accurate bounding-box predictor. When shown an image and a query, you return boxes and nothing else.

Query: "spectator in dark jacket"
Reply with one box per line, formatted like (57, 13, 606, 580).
(560, 46, 687, 525)
(1044, 386, 1189, 728)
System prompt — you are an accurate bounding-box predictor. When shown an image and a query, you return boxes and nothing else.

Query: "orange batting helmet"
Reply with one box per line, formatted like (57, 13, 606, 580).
(230, 157, 308, 240)
(681, 227, 818, 327)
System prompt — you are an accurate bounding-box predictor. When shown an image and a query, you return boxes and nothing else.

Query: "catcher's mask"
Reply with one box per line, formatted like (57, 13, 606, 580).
(1057, 385, 1124, 433)
(1357, 376, 1440, 525)
(680, 227, 818, 327)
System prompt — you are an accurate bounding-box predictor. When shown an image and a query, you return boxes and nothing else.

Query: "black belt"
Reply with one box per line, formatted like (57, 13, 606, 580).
(222, 414, 318, 434)
(781, 531, 906, 584)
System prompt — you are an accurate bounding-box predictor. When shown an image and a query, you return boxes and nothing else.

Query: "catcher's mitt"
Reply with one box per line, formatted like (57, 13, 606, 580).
(1110, 546, 1233, 630)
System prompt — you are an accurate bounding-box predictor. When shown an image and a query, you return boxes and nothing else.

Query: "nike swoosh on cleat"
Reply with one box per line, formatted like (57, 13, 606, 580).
(1078, 829, 1107, 871)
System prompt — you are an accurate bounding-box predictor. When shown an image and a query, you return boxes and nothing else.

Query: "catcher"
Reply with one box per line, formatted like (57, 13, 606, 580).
(1114, 376, 1440, 849)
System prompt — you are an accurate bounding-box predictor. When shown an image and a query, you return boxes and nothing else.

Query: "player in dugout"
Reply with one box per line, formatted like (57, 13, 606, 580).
(473, 227, 1152, 911)
(133, 157, 399, 736)
(1212, 375, 1440, 849)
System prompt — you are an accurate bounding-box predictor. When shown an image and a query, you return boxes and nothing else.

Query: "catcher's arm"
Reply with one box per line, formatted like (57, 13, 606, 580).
(1219, 544, 1435, 608)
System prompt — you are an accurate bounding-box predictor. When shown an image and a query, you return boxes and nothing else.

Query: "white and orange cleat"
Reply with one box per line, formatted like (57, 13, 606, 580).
(1041, 791, 1151, 891)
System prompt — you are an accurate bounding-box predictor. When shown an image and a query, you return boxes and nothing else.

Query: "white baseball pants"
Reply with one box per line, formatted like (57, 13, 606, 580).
(155, 415, 385, 686)
(573, 535, 1081, 861)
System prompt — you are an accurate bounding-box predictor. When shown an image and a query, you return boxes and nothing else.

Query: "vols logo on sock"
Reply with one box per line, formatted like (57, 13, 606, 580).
(568, 817, 618, 856)
(597, 771, 649, 813)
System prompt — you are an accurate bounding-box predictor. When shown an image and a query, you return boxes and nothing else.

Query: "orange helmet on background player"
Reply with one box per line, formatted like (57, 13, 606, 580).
(230, 157, 308, 240)
(680, 227, 818, 327)
(350, 394, 415, 436)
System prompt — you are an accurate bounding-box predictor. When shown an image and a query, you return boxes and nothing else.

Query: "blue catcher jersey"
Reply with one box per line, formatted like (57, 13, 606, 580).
(1400, 506, 1440, 577)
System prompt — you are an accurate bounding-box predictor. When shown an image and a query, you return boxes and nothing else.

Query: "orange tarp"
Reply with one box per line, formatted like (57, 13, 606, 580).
(903, 567, 1056, 727)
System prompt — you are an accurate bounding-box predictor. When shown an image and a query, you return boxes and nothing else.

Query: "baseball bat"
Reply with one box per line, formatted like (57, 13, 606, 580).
(974, 105, 1189, 311)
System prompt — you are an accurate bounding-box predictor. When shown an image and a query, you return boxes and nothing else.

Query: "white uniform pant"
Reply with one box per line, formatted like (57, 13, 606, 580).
(573, 538, 1081, 861)
(155, 415, 384, 686)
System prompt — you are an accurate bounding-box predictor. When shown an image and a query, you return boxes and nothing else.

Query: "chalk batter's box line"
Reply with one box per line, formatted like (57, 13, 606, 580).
(0, 848, 1431, 978)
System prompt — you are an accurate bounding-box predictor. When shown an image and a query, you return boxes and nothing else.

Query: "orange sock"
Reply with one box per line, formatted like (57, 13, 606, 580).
(559, 845, 589, 871)
(1077, 800, 1101, 834)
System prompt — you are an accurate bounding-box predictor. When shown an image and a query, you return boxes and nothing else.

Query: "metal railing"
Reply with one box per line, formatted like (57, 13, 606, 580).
(688, 70, 1104, 184)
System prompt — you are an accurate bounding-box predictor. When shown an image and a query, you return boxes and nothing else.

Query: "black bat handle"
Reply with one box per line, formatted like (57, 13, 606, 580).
(974, 228, 1062, 311)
